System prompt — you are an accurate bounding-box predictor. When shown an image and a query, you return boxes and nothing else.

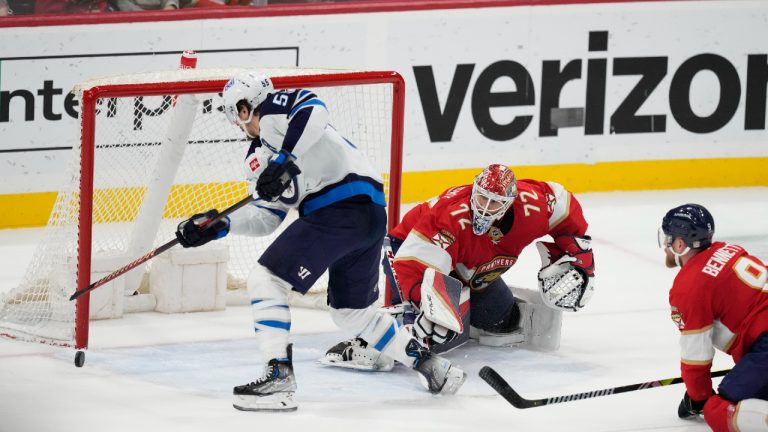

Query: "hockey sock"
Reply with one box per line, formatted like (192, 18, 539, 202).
(248, 264, 292, 361)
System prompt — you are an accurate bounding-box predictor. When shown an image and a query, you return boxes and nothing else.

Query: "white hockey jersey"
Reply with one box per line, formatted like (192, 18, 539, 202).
(229, 89, 385, 237)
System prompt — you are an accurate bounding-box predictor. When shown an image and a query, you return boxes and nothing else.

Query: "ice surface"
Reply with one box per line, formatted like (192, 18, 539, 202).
(0, 187, 766, 432)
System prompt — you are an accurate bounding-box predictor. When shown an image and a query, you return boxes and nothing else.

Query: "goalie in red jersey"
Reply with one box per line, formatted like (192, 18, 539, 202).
(658, 204, 768, 432)
(321, 164, 595, 370)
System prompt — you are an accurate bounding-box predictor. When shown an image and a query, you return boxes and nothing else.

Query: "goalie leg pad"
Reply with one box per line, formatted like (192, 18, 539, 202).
(470, 288, 563, 351)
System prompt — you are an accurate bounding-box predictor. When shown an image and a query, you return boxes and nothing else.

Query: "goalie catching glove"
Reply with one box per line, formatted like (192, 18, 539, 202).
(536, 235, 595, 312)
(176, 209, 230, 248)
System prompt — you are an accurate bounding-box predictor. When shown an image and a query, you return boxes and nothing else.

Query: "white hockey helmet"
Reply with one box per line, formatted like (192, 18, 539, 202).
(222, 71, 274, 126)
(470, 164, 518, 235)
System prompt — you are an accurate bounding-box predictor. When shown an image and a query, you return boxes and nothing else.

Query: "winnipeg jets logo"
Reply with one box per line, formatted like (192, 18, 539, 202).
(298, 266, 311, 280)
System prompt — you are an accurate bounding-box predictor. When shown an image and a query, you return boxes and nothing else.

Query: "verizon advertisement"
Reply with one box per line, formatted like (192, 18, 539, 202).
(0, 0, 766, 195)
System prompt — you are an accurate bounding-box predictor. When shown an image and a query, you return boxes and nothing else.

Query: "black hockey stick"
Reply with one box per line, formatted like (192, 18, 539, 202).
(479, 366, 730, 409)
(69, 195, 256, 301)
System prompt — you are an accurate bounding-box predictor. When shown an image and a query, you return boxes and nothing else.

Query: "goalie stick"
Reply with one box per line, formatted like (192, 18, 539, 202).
(69, 195, 256, 301)
(479, 366, 730, 409)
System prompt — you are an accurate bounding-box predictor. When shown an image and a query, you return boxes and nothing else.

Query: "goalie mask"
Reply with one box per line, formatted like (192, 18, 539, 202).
(470, 164, 518, 235)
(222, 71, 274, 127)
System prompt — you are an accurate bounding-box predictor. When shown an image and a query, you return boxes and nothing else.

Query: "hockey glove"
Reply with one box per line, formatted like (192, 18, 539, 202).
(255, 149, 301, 201)
(553, 235, 595, 278)
(413, 310, 458, 346)
(677, 391, 711, 419)
(175, 209, 230, 248)
(536, 235, 595, 312)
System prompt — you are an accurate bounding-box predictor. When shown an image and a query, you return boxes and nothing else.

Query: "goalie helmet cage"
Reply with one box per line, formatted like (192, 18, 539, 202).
(0, 67, 404, 351)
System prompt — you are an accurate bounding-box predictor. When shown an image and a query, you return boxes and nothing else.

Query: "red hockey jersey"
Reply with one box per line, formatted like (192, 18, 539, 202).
(391, 179, 588, 304)
(669, 242, 768, 400)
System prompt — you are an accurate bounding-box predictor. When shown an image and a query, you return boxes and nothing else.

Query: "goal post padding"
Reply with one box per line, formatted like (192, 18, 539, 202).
(0, 67, 404, 350)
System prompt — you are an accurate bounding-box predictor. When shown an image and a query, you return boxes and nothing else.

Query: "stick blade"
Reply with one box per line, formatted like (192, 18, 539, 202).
(479, 366, 536, 409)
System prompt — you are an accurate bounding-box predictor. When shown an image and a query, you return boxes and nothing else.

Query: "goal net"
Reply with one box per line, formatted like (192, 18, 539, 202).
(0, 66, 404, 350)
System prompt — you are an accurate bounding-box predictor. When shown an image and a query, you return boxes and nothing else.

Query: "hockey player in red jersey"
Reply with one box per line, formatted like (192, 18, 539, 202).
(322, 164, 595, 368)
(389, 164, 593, 346)
(659, 203, 768, 432)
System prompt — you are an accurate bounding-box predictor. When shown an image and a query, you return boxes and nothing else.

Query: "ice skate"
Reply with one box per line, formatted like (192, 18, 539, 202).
(408, 340, 466, 394)
(233, 345, 297, 412)
(319, 337, 395, 371)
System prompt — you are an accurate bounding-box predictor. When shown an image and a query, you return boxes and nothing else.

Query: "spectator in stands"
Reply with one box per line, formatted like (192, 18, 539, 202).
(195, 0, 253, 6)
(0, 0, 35, 15)
(35, 1, 110, 14)
(110, 0, 198, 9)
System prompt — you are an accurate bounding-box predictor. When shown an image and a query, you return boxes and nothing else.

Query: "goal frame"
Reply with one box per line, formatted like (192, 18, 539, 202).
(74, 71, 405, 350)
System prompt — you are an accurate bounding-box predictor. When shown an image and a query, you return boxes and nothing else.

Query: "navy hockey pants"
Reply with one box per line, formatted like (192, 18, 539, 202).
(718, 332, 768, 402)
(258, 199, 387, 310)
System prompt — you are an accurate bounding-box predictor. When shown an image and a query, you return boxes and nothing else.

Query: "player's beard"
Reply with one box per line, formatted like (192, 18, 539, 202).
(664, 248, 678, 268)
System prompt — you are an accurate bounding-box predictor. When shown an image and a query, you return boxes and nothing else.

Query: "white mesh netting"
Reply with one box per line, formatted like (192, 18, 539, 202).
(0, 67, 398, 346)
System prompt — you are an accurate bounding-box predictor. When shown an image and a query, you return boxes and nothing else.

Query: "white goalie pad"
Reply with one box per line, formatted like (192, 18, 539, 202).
(470, 287, 562, 351)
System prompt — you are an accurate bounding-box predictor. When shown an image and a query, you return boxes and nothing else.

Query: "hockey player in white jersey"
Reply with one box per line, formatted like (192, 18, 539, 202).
(174, 71, 466, 411)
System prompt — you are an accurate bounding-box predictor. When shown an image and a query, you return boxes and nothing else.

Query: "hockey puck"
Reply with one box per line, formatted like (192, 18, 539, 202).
(74, 350, 85, 367)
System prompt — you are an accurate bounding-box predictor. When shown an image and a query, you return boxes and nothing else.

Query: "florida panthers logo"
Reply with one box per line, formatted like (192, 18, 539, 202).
(468, 256, 517, 290)
(488, 226, 504, 244)
(670, 306, 685, 330)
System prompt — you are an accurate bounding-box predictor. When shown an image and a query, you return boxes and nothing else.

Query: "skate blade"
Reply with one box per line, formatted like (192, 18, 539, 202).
(317, 357, 394, 372)
(232, 392, 297, 412)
